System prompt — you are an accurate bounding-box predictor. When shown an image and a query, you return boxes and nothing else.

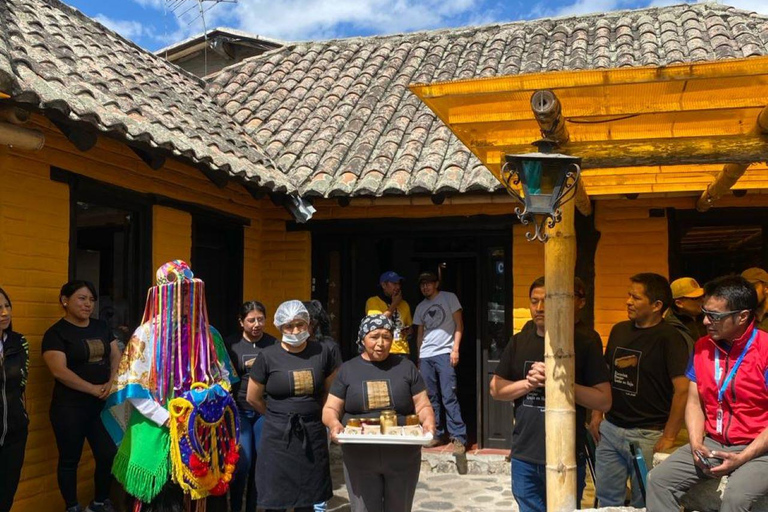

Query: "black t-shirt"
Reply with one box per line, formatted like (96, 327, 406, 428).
(42, 318, 113, 407)
(249, 341, 338, 416)
(227, 332, 278, 411)
(316, 336, 343, 368)
(604, 320, 689, 429)
(494, 321, 609, 465)
(329, 354, 426, 424)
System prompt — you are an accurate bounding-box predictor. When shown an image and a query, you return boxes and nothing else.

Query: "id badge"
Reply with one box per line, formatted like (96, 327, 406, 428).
(716, 406, 723, 434)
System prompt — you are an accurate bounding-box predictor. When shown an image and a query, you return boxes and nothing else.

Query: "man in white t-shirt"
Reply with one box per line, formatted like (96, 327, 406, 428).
(414, 271, 467, 452)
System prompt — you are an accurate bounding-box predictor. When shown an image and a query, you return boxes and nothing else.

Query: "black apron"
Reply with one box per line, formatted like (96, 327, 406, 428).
(256, 410, 332, 509)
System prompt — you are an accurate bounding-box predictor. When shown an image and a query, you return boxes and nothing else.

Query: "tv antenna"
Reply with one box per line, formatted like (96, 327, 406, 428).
(164, 0, 238, 76)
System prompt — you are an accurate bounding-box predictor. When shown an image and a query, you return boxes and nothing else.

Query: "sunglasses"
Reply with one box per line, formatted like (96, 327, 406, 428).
(700, 307, 744, 322)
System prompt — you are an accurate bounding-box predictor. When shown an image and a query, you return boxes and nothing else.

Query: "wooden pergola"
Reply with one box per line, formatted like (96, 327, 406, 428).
(410, 55, 768, 511)
(411, 55, 768, 212)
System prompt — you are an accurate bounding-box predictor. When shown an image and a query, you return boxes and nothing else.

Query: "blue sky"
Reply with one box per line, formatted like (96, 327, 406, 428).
(63, 0, 763, 51)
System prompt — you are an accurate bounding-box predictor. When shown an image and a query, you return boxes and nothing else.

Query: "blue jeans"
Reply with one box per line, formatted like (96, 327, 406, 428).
(511, 457, 587, 512)
(594, 419, 661, 508)
(231, 409, 265, 512)
(419, 353, 467, 443)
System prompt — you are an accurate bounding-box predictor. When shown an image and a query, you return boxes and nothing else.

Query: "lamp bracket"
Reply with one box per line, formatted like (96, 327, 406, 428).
(501, 161, 581, 243)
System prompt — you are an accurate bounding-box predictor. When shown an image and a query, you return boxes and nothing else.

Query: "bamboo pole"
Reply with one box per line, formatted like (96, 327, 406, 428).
(544, 198, 577, 512)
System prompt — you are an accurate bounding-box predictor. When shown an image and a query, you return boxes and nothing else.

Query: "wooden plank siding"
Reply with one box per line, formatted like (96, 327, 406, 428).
(0, 115, 309, 512)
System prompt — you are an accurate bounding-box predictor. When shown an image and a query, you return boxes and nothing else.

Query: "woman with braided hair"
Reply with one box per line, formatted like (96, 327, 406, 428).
(101, 260, 238, 512)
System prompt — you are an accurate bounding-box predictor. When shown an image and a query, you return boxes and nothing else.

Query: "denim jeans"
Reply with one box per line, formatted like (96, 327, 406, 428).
(419, 353, 467, 444)
(594, 419, 661, 508)
(231, 409, 265, 512)
(511, 457, 587, 512)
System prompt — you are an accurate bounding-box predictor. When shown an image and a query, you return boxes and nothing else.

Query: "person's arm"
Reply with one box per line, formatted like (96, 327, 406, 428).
(655, 375, 689, 453)
(575, 382, 612, 413)
(322, 394, 346, 442)
(246, 377, 267, 415)
(42, 351, 107, 399)
(711, 425, 768, 477)
(684, 380, 709, 471)
(450, 310, 463, 367)
(412, 390, 436, 435)
(416, 324, 424, 353)
(109, 340, 121, 384)
(489, 374, 535, 401)
(323, 368, 339, 402)
(129, 398, 169, 426)
(588, 410, 604, 444)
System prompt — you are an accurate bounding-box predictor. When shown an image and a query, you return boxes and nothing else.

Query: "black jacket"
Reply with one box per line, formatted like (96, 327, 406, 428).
(1, 331, 29, 445)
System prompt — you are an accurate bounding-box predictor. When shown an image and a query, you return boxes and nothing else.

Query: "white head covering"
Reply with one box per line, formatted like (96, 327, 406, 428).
(273, 300, 310, 329)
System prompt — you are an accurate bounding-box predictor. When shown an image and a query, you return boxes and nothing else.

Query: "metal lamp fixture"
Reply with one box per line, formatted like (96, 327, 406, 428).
(501, 140, 582, 242)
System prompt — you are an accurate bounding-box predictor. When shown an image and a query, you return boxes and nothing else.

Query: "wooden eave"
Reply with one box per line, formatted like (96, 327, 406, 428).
(410, 56, 768, 198)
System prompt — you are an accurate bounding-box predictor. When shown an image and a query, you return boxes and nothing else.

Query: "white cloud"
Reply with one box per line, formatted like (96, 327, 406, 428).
(206, 0, 482, 41)
(94, 14, 148, 40)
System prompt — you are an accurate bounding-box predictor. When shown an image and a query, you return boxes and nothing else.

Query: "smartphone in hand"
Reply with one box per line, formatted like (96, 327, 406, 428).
(694, 449, 723, 469)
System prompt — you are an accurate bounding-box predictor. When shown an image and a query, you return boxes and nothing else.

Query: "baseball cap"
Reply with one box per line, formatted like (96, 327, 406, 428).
(418, 271, 439, 284)
(741, 267, 768, 284)
(670, 277, 704, 299)
(379, 271, 404, 283)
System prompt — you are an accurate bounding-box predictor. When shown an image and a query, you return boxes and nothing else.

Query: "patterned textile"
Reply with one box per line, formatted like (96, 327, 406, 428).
(101, 261, 237, 502)
(356, 314, 393, 348)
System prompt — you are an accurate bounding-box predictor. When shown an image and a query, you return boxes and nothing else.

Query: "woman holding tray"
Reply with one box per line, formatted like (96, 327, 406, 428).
(323, 314, 435, 512)
(247, 300, 339, 512)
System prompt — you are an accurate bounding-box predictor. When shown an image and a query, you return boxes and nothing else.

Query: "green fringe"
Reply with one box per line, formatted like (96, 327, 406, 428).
(112, 412, 170, 503)
(112, 447, 168, 503)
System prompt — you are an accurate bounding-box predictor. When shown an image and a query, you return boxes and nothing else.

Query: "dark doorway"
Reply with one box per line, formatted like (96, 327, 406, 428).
(669, 208, 768, 284)
(306, 215, 515, 448)
(192, 216, 244, 339)
(69, 184, 152, 347)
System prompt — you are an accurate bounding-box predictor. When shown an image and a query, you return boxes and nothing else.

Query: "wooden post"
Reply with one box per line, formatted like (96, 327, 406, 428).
(544, 198, 577, 512)
(531, 90, 592, 216)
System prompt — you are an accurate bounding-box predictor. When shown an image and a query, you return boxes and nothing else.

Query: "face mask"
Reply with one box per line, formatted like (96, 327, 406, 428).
(282, 330, 310, 346)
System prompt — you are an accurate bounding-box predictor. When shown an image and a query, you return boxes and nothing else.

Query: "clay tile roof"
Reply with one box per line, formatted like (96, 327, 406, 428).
(0, 0, 291, 192)
(209, 3, 768, 198)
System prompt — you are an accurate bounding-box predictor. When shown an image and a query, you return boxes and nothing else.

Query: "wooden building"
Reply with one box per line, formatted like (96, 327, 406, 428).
(3, 1, 768, 511)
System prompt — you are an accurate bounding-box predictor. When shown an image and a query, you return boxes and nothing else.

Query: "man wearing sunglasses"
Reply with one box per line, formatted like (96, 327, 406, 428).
(647, 275, 768, 512)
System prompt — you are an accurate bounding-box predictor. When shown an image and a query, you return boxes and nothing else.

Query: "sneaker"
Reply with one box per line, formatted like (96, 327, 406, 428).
(85, 499, 116, 512)
(451, 437, 467, 456)
(66, 506, 84, 512)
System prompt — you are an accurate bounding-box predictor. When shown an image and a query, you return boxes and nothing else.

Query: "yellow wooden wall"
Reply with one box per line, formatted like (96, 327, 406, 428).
(511, 224, 544, 333)
(593, 199, 669, 341)
(152, 206, 192, 271)
(0, 115, 309, 512)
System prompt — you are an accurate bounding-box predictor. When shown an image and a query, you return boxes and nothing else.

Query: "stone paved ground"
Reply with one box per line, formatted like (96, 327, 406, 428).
(326, 465, 515, 512)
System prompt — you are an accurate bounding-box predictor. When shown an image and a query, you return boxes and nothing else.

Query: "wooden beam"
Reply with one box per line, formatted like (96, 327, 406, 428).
(0, 121, 45, 150)
(531, 90, 569, 145)
(0, 106, 30, 125)
(50, 118, 97, 152)
(544, 198, 577, 512)
(482, 133, 768, 169)
(530, 90, 592, 215)
(130, 146, 165, 170)
(695, 106, 768, 211)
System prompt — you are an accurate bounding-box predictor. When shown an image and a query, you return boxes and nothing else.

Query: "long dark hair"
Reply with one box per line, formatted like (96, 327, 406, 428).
(59, 280, 98, 306)
(239, 301, 266, 322)
(0, 286, 13, 333)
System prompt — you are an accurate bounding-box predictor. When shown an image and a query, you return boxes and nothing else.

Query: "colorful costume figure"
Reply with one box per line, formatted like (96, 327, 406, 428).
(102, 261, 238, 509)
